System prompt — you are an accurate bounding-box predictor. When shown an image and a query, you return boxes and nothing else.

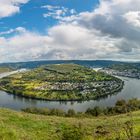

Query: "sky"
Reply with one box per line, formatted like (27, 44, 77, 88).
(0, 0, 140, 62)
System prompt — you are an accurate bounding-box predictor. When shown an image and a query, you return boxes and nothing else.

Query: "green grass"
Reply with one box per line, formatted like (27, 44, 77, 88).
(0, 108, 139, 140)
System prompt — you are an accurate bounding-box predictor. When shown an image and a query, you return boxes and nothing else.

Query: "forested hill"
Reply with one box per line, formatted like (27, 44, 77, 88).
(108, 63, 140, 71)
(0, 60, 124, 69)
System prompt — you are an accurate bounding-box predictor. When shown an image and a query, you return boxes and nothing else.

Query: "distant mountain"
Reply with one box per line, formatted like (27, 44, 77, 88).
(0, 60, 124, 69)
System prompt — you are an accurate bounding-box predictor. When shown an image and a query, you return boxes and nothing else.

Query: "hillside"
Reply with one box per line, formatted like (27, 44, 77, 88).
(0, 67, 13, 74)
(0, 60, 123, 69)
(0, 108, 139, 140)
(0, 64, 123, 101)
(108, 63, 140, 72)
(101, 63, 140, 79)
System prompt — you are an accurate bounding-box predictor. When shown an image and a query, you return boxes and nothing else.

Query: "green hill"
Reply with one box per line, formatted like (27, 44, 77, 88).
(0, 67, 13, 74)
(0, 108, 139, 140)
(108, 63, 140, 71)
(0, 64, 123, 100)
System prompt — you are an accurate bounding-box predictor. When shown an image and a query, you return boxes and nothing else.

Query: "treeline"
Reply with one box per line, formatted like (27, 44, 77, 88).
(22, 98, 140, 117)
(86, 98, 140, 116)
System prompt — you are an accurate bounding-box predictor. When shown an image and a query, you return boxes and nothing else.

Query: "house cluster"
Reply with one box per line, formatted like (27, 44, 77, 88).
(34, 80, 122, 95)
(100, 68, 140, 79)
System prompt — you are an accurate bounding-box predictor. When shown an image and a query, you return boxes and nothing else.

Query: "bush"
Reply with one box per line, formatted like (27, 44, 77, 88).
(22, 98, 140, 117)
(94, 125, 110, 138)
(127, 98, 140, 111)
(22, 107, 65, 116)
(49, 108, 65, 116)
(85, 106, 103, 116)
(104, 107, 116, 115)
(123, 120, 134, 140)
(62, 124, 85, 140)
(66, 109, 76, 117)
(115, 99, 128, 114)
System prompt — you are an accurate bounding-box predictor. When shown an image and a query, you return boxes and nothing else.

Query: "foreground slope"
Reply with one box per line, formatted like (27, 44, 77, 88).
(0, 108, 139, 140)
(0, 64, 123, 100)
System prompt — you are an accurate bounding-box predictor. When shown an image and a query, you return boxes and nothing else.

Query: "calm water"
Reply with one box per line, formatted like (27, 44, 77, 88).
(0, 72, 140, 112)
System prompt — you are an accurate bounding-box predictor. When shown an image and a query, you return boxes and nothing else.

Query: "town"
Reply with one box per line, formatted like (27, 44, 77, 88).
(34, 80, 123, 97)
(100, 68, 140, 79)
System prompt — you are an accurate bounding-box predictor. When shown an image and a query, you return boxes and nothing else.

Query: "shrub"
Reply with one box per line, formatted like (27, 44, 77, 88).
(22, 98, 140, 117)
(85, 106, 103, 116)
(66, 109, 76, 117)
(123, 120, 134, 140)
(127, 98, 140, 111)
(62, 124, 85, 140)
(115, 99, 128, 114)
(49, 108, 65, 116)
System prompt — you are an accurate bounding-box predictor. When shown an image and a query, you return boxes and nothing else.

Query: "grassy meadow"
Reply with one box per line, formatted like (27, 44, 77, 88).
(0, 108, 139, 140)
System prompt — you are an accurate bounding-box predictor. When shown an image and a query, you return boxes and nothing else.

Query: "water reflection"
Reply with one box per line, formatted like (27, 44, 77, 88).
(0, 76, 140, 112)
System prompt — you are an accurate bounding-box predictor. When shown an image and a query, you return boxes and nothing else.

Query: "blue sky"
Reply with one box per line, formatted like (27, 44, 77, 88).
(0, 0, 140, 62)
(0, 0, 99, 34)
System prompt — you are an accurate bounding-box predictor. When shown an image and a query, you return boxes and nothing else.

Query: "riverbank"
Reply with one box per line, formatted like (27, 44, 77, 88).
(0, 76, 139, 112)
(22, 98, 140, 117)
(0, 80, 124, 102)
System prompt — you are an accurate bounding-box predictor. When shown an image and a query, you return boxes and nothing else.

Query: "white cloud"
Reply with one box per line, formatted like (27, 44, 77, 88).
(1, 0, 140, 62)
(42, 5, 77, 21)
(0, 27, 26, 36)
(0, 25, 122, 62)
(70, 9, 76, 14)
(0, 27, 52, 62)
(0, 0, 29, 18)
(123, 11, 140, 28)
(73, 0, 140, 56)
(41, 5, 60, 11)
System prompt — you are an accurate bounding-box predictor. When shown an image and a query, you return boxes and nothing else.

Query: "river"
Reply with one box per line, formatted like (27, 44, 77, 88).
(0, 71, 140, 112)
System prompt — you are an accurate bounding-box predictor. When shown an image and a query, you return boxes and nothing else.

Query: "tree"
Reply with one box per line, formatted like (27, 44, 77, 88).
(85, 106, 102, 116)
(66, 109, 76, 117)
(115, 99, 128, 114)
